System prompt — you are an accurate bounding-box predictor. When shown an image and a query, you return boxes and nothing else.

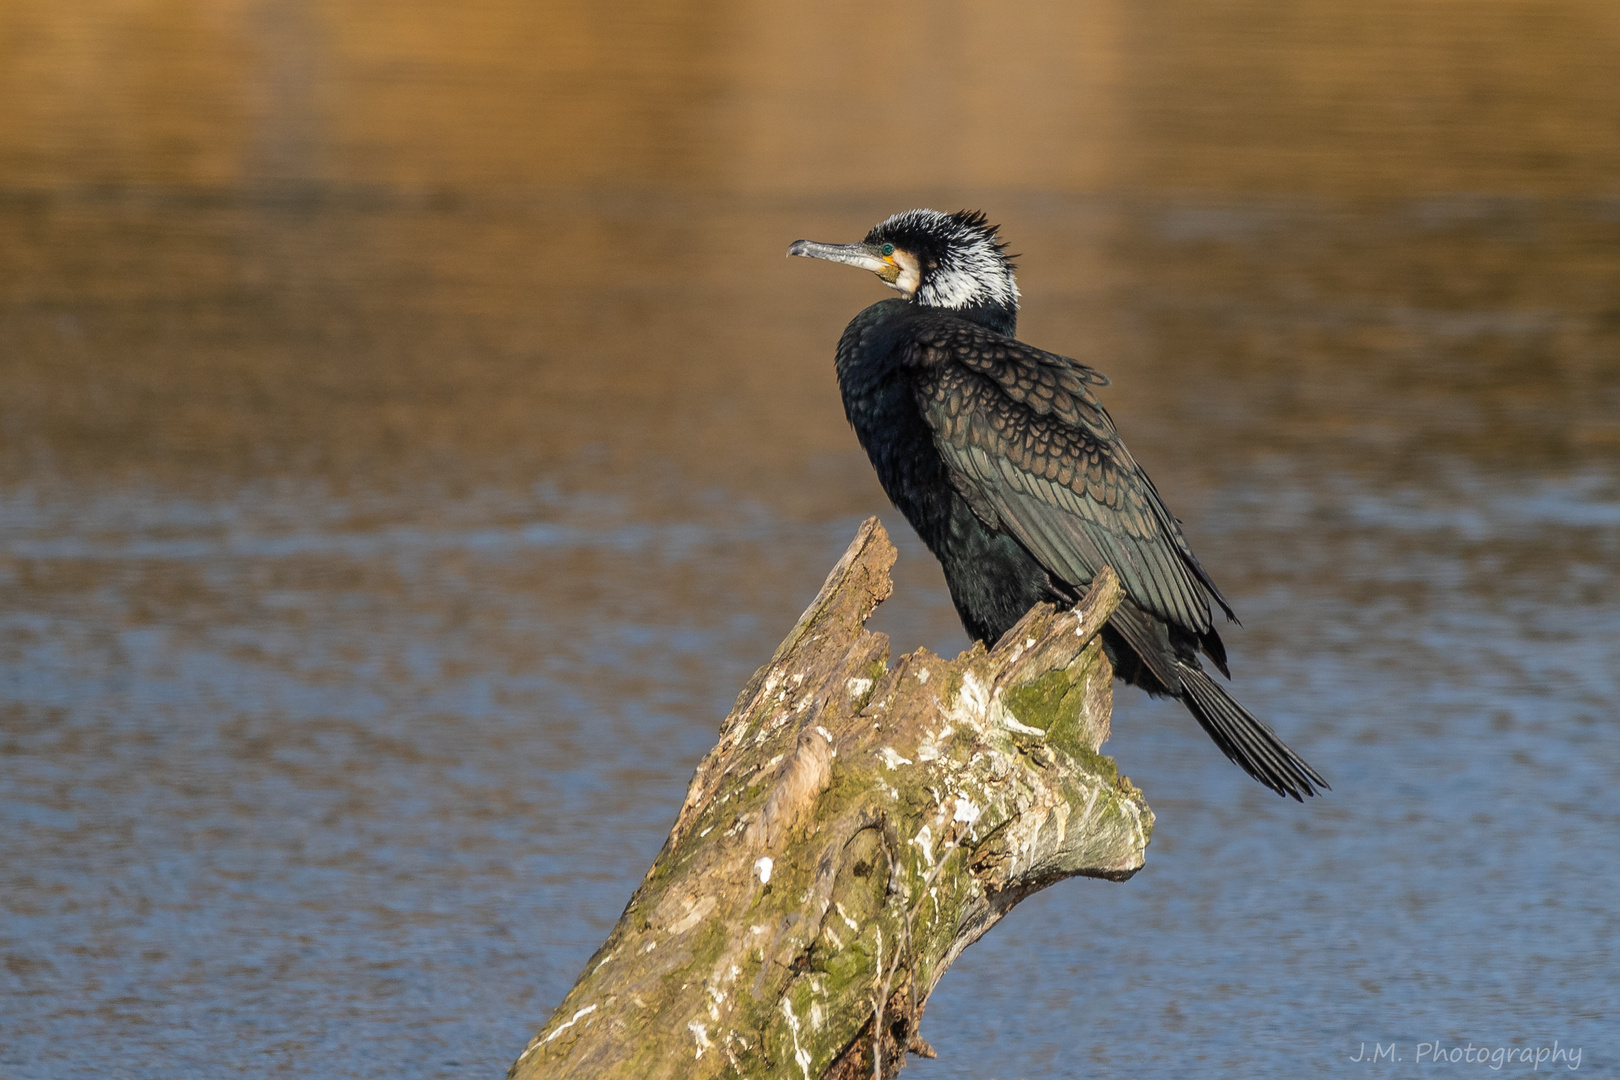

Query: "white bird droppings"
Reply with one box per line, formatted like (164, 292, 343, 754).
(540, 1003, 598, 1046)
(880, 747, 913, 770)
(999, 713, 1047, 738)
(781, 999, 813, 1080)
(689, 1020, 711, 1058)
(913, 823, 935, 865)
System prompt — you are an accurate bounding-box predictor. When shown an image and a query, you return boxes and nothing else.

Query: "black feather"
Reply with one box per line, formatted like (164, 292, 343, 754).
(1179, 665, 1329, 800)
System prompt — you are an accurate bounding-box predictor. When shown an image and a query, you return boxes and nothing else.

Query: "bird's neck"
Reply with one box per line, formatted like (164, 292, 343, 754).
(922, 299, 1018, 338)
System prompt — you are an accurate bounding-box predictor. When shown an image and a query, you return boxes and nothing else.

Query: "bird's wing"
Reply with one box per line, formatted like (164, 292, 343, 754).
(904, 316, 1232, 636)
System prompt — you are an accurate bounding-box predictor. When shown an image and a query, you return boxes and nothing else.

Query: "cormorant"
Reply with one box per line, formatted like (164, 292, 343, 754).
(788, 209, 1326, 800)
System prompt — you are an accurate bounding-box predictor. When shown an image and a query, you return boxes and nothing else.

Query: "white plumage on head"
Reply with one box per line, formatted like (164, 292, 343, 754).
(869, 208, 1021, 312)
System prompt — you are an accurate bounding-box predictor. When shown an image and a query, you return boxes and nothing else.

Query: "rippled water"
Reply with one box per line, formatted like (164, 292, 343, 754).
(3, 2, 1620, 1077)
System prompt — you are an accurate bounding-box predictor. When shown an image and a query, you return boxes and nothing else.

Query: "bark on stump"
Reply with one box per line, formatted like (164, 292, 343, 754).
(509, 517, 1152, 1080)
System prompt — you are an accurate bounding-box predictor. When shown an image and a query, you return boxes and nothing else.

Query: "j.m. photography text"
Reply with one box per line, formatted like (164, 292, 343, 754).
(1350, 1041, 1582, 1070)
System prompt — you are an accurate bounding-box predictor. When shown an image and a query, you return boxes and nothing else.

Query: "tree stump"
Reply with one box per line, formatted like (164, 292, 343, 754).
(508, 518, 1152, 1080)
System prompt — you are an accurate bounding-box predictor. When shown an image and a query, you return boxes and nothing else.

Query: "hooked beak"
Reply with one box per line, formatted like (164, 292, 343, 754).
(786, 239, 900, 284)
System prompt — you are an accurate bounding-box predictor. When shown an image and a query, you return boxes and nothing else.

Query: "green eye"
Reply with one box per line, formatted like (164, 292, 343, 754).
(880, 243, 895, 256)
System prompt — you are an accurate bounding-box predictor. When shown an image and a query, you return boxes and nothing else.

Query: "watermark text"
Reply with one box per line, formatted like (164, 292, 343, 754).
(1349, 1040, 1581, 1071)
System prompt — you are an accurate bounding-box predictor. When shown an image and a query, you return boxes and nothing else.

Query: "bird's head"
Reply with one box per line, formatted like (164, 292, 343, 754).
(788, 208, 1020, 316)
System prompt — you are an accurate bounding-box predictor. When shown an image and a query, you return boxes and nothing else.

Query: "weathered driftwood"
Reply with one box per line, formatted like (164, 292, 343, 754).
(509, 518, 1152, 1080)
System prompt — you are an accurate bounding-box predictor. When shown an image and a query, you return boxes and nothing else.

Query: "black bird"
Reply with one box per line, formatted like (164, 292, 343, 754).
(789, 209, 1326, 799)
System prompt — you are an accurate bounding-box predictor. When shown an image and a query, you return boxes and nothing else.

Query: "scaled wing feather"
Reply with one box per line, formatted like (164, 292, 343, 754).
(908, 319, 1226, 636)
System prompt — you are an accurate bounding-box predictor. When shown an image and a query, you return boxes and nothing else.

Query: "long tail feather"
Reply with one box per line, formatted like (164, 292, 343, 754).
(1177, 664, 1328, 801)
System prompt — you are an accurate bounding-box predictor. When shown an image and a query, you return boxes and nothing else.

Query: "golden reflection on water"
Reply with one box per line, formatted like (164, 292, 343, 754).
(3, 193, 1617, 500)
(2, 0, 1618, 635)
(2, 0, 1618, 194)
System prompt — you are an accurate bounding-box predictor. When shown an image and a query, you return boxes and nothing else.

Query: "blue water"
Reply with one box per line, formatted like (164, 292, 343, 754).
(0, 484, 829, 1078)
(2, 460, 1616, 1077)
